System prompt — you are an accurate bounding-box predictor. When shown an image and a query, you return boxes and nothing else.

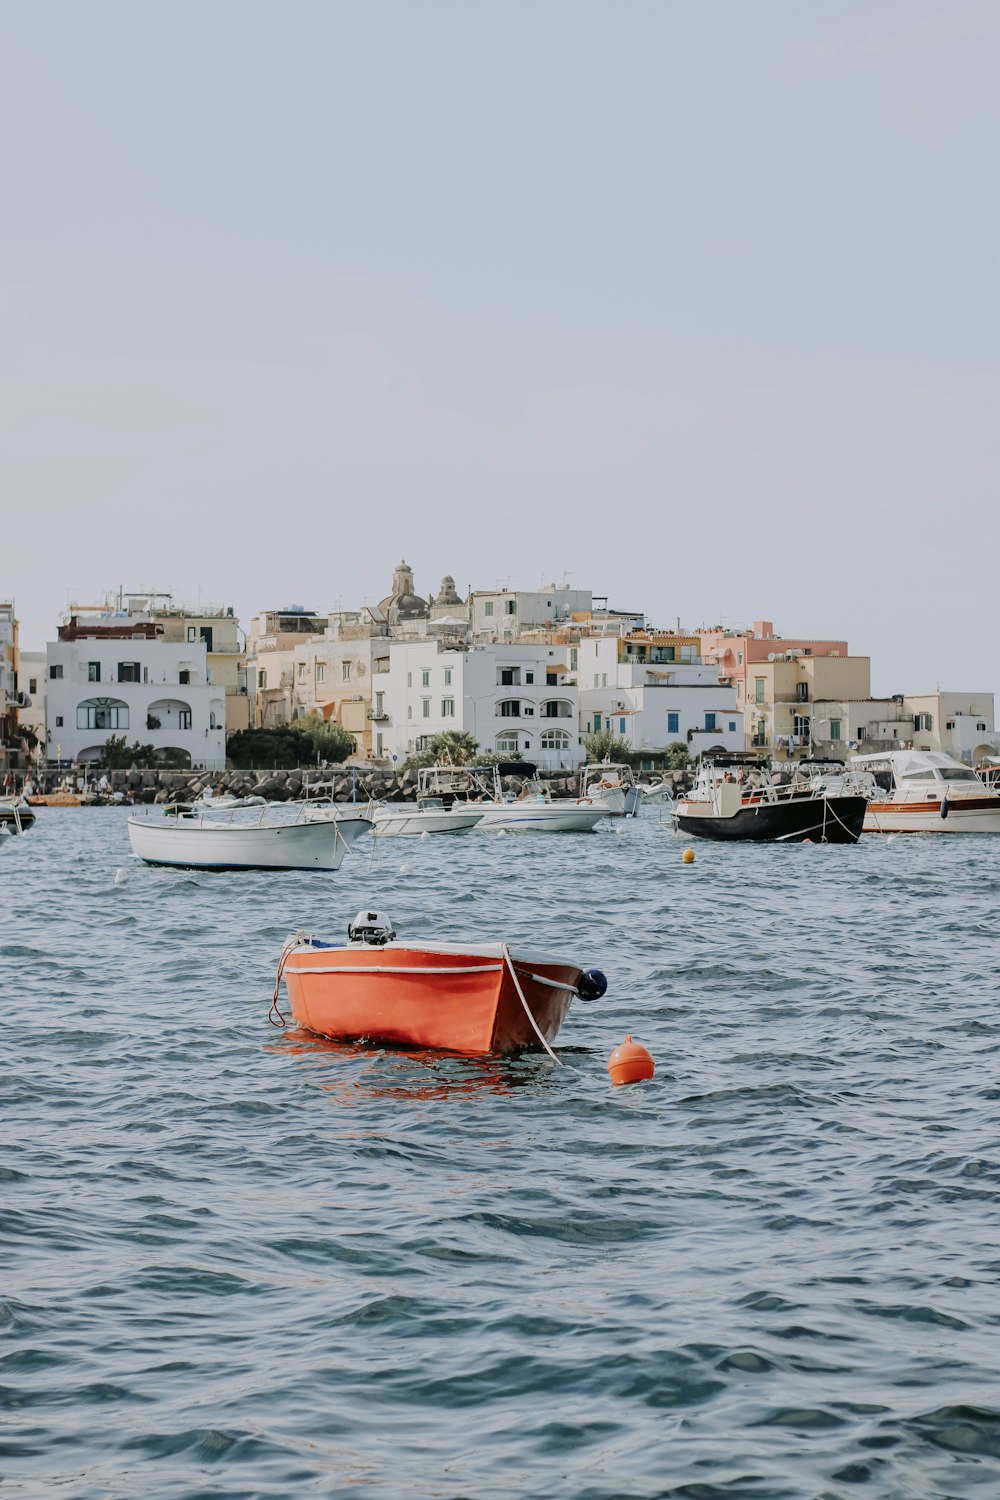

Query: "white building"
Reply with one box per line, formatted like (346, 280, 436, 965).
(46, 617, 226, 768)
(811, 692, 997, 763)
(371, 641, 583, 768)
(470, 584, 593, 643)
(576, 637, 744, 764)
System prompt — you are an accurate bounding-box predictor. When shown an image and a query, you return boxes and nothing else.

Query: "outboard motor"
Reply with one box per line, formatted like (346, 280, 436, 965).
(348, 910, 397, 946)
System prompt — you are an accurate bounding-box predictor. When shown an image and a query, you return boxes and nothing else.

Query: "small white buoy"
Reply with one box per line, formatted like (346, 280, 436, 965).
(420, 830, 430, 841)
(114, 867, 128, 886)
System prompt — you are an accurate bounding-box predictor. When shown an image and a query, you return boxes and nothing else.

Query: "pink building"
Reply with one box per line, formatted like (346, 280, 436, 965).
(698, 621, 850, 696)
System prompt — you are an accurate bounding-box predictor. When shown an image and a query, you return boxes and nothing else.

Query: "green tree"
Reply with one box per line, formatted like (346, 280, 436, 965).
(288, 714, 356, 764)
(664, 741, 690, 770)
(401, 730, 490, 771)
(583, 728, 639, 767)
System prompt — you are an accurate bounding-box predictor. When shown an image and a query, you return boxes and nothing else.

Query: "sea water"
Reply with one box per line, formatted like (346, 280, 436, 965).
(2, 809, 1000, 1498)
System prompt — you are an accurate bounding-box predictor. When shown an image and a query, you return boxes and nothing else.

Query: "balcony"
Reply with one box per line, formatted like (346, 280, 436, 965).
(368, 709, 389, 722)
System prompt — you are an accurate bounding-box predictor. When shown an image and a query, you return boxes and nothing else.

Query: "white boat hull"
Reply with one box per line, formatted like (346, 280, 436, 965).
(127, 811, 372, 869)
(864, 801, 1000, 834)
(477, 802, 610, 833)
(372, 805, 484, 837)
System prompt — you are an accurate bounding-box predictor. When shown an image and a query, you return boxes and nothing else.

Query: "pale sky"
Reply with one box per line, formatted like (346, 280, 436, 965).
(2, 1, 997, 698)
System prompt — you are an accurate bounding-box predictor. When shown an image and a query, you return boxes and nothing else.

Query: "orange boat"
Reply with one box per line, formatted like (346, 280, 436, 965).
(272, 910, 607, 1056)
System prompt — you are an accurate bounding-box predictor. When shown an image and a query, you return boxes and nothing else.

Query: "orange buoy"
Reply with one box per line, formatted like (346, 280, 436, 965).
(608, 1034, 655, 1086)
(681, 847, 695, 864)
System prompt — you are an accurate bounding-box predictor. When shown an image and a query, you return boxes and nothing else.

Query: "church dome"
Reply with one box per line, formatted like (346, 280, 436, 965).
(378, 559, 429, 624)
(435, 574, 462, 606)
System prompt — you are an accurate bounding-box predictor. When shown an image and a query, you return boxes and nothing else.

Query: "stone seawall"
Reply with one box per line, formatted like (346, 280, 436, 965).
(97, 766, 688, 804)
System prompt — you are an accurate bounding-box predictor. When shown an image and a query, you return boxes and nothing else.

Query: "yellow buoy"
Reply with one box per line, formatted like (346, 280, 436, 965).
(681, 847, 695, 864)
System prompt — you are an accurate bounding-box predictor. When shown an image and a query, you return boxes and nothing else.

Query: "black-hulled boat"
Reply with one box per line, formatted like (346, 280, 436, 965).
(674, 755, 866, 844)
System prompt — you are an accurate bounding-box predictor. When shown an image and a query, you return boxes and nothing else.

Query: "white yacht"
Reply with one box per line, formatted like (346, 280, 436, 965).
(578, 762, 641, 816)
(420, 762, 611, 833)
(851, 750, 1000, 834)
(370, 797, 484, 837)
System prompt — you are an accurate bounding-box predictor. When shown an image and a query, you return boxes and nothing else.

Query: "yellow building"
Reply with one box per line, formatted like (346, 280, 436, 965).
(744, 653, 872, 758)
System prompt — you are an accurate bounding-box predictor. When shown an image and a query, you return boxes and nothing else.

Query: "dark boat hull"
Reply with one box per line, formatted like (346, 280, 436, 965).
(677, 795, 867, 844)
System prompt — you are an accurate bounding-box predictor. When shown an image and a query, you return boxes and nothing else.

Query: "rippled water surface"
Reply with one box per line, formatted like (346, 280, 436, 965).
(3, 808, 1000, 1498)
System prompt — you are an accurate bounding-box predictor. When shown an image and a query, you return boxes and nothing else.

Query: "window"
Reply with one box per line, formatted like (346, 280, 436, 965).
(375, 692, 384, 715)
(499, 700, 521, 717)
(737, 652, 744, 666)
(795, 682, 809, 702)
(407, 705, 412, 719)
(857, 726, 868, 742)
(298, 663, 306, 678)
(830, 720, 842, 741)
(76, 698, 129, 731)
(754, 678, 765, 704)
(259, 670, 267, 689)
(705, 713, 717, 731)
(187, 626, 196, 642)
(179, 670, 190, 685)
(55, 715, 64, 727)
(541, 729, 571, 750)
(913, 713, 933, 732)
(422, 698, 431, 718)
(50, 664, 63, 679)
(443, 668, 452, 686)
(407, 672, 412, 688)
(593, 713, 602, 731)
(341, 662, 350, 682)
(570, 648, 578, 670)
(210, 711, 219, 730)
(505, 599, 517, 615)
(667, 712, 679, 734)
(88, 662, 101, 682)
(484, 600, 494, 617)
(310, 662, 322, 684)
(523, 705, 534, 716)
(619, 718, 626, 734)
(525, 671, 534, 684)
(178, 711, 192, 730)
(500, 668, 518, 686)
(421, 670, 430, 688)
(977, 722, 986, 731)
(728, 721, 736, 733)
(441, 697, 455, 717)
(546, 672, 558, 686)
(496, 731, 519, 752)
(29, 678, 37, 694)
(200, 627, 213, 652)
(793, 714, 810, 739)
(118, 661, 140, 683)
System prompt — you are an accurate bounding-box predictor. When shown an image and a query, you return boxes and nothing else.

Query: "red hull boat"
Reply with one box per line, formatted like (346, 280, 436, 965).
(274, 911, 606, 1056)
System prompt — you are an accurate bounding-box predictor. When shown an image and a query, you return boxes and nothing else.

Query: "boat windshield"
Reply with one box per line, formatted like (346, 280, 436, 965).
(938, 767, 979, 782)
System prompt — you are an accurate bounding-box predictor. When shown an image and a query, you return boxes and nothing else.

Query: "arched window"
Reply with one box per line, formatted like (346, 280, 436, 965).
(540, 728, 572, 750)
(76, 697, 129, 731)
(495, 731, 520, 753)
(540, 699, 574, 719)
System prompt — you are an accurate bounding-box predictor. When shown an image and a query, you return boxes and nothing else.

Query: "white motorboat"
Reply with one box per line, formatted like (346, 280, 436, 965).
(371, 797, 484, 837)
(578, 762, 641, 816)
(127, 803, 373, 869)
(0, 794, 35, 833)
(476, 793, 610, 833)
(417, 761, 611, 833)
(851, 751, 1000, 834)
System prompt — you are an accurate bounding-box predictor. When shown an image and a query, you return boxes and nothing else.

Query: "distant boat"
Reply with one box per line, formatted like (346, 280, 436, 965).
(419, 761, 611, 833)
(127, 803, 372, 870)
(370, 798, 484, 837)
(674, 754, 867, 844)
(578, 761, 641, 816)
(275, 909, 608, 1055)
(0, 794, 35, 833)
(852, 750, 1000, 834)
